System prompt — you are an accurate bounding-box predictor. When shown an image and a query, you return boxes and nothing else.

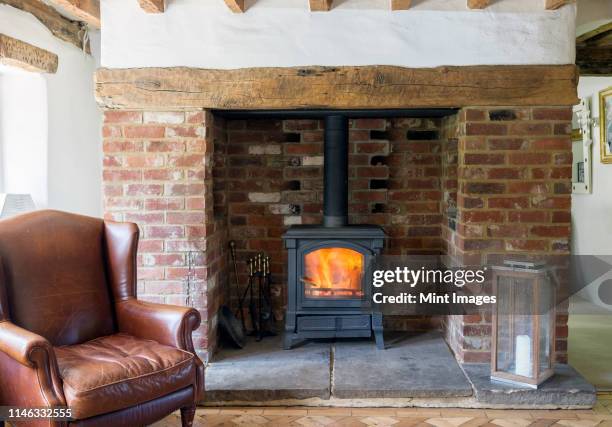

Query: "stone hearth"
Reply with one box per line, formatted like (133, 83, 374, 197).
(204, 333, 595, 409)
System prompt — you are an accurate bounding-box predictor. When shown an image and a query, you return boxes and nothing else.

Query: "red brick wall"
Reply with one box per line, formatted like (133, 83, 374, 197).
(102, 110, 226, 361)
(443, 106, 572, 363)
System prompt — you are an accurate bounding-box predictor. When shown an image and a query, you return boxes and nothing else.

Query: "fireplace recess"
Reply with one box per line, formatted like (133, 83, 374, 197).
(215, 109, 457, 350)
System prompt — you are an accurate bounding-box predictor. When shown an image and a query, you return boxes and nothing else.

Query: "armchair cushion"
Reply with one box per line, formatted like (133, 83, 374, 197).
(55, 333, 196, 420)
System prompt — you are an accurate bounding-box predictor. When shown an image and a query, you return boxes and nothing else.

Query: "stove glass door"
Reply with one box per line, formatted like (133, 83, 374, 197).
(302, 247, 364, 299)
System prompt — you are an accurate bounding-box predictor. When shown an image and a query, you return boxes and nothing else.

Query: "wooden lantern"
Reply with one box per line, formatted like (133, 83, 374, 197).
(491, 261, 556, 388)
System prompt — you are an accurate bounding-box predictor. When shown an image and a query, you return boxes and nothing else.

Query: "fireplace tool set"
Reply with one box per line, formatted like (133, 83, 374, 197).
(230, 241, 276, 342)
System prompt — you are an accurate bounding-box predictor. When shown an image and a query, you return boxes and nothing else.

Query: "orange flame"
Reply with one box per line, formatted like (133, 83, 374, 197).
(303, 248, 364, 297)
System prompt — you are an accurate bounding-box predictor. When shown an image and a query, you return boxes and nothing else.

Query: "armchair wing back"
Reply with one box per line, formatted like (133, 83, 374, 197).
(0, 210, 115, 346)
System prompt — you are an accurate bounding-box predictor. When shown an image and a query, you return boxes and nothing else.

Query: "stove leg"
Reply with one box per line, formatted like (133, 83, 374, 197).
(372, 313, 385, 350)
(283, 333, 294, 350)
(284, 311, 297, 350)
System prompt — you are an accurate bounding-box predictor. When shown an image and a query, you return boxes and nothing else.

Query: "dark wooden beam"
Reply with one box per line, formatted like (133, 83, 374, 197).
(577, 45, 612, 75)
(138, 0, 164, 13)
(0, 33, 58, 73)
(576, 22, 612, 76)
(0, 0, 87, 51)
(45, 0, 100, 28)
(577, 22, 612, 44)
(94, 65, 579, 110)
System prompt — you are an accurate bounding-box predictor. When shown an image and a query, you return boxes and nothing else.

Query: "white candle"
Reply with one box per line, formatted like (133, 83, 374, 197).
(515, 335, 532, 377)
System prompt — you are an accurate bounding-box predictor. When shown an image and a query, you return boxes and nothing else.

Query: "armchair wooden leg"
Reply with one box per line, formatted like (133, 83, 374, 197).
(180, 405, 196, 427)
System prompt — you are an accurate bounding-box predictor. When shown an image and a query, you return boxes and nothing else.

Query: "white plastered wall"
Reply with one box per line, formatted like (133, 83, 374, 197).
(0, 4, 102, 216)
(100, 0, 576, 69)
(572, 76, 612, 257)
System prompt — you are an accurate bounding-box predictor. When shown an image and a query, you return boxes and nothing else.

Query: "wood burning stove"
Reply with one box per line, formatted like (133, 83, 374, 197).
(283, 115, 386, 349)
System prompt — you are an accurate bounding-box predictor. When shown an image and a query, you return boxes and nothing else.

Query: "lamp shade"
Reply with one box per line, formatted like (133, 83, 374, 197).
(0, 194, 36, 219)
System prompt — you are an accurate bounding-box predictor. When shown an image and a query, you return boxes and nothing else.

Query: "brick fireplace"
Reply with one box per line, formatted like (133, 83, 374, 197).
(96, 65, 576, 363)
(101, 105, 571, 364)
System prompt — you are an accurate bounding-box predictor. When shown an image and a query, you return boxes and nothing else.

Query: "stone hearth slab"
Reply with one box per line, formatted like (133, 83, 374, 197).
(205, 336, 331, 402)
(462, 363, 597, 408)
(332, 332, 473, 399)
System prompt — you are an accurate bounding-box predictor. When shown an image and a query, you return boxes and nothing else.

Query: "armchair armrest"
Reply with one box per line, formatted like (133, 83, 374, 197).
(0, 320, 53, 367)
(116, 298, 201, 351)
(0, 321, 66, 408)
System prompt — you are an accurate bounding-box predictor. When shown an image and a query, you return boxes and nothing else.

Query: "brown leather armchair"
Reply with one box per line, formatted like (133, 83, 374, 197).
(0, 210, 204, 427)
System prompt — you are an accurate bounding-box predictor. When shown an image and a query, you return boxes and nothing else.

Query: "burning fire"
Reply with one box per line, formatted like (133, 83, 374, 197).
(303, 248, 364, 297)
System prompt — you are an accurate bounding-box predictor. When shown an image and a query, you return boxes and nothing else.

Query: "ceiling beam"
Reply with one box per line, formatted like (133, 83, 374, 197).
(309, 0, 332, 12)
(0, 33, 58, 73)
(44, 0, 100, 28)
(0, 0, 87, 51)
(224, 0, 245, 13)
(544, 0, 574, 10)
(577, 22, 612, 44)
(467, 0, 489, 9)
(138, 0, 164, 13)
(391, 0, 411, 10)
(576, 45, 612, 76)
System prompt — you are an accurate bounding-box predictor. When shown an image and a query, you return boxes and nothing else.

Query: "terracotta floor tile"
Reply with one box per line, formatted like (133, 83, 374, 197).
(294, 415, 339, 426)
(219, 407, 266, 415)
(413, 409, 444, 417)
(489, 419, 532, 427)
(351, 409, 400, 417)
(263, 408, 310, 416)
(459, 418, 494, 427)
(307, 408, 354, 416)
(526, 420, 557, 427)
(529, 411, 577, 420)
(439, 409, 488, 418)
(392, 417, 429, 427)
(485, 410, 534, 419)
(359, 416, 401, 426)
(425, 416, 474, 427)
(555, 420, 602, 427)
(155, 406, 607, 426)
(198, 407, 221, 415)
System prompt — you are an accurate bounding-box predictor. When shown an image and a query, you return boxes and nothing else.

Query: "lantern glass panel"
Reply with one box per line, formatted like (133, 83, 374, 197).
(538, 280, 555, 372)
(495, 275, 535, 377)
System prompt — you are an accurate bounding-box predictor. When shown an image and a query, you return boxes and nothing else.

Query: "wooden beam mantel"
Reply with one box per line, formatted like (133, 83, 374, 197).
(0, 33, 58, 73)
(45, 0, 100, 28)
(138, 0, 164, 13)
(95, 65, 578, 110)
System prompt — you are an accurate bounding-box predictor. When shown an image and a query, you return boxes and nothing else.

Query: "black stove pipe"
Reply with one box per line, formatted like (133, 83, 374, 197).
(323, 115, 349, 227)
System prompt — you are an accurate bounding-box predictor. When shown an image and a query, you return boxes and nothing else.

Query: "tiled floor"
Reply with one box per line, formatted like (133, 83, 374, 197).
(153, 394, 612, 426)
